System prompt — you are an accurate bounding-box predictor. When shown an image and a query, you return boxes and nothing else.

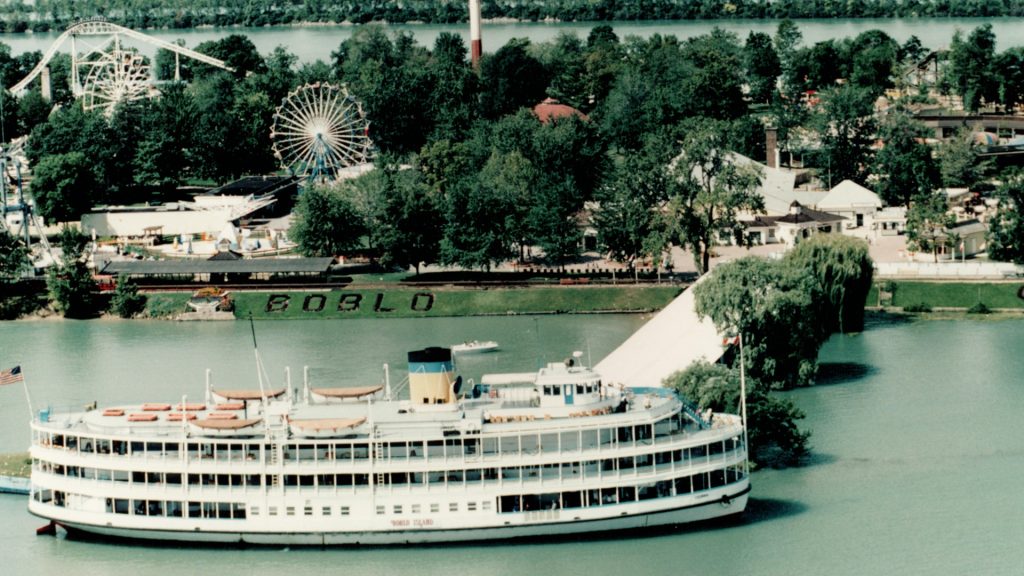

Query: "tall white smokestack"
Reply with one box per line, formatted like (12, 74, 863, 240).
(469, 0, 482, 69)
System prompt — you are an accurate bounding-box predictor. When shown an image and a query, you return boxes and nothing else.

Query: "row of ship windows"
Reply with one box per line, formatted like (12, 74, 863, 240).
(496, 466, 747, 513)
(34, 442, 745, 489)
(34, 489, 492, 520)
(33, 466, 746, 521)
(35, 490, 248, 520)
(34, 413, 694, 462)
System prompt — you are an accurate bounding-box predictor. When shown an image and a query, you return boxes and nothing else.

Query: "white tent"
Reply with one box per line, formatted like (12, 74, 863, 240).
(595, 275, 726, 389)
(817, 180, 882, 212)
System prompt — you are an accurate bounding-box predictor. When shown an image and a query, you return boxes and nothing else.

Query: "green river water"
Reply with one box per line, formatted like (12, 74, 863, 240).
(1, 314, 1023, 575)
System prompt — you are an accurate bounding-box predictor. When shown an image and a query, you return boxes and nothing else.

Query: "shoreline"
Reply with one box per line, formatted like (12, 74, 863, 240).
(3, 278, 1024, 321)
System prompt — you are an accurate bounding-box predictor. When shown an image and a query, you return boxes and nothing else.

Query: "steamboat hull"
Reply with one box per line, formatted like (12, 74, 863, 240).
(40, 487, 749, 546)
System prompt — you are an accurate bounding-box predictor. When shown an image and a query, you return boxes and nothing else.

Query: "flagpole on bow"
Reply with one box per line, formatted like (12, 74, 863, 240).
(738, 333, 749, 475)
(22, 372, 33, 421)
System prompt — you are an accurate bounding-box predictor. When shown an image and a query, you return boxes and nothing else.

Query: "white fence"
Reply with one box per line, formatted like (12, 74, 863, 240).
(875, 261, 1024, 279)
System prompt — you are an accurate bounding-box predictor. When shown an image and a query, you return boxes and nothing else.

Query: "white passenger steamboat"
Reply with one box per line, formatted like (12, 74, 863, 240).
(28, 345, 749, 545)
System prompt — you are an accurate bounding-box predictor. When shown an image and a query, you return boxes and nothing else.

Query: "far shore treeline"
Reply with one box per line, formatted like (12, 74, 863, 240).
(1, 1, 1024, 32)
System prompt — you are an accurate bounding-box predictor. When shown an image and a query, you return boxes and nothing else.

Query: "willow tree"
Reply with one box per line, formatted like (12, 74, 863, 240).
(693, 256, 820, 390)
(784, 234, 874, 334)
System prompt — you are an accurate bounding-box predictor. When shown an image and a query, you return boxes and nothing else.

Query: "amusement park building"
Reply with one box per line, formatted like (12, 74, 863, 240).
(81, 177, 297, 238)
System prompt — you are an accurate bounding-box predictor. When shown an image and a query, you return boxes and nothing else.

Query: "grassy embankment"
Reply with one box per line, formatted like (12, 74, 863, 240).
(868, 281, 1024, 311)
(0, 453, 30, 478)
(142, 285, 684, 319)
(141, 280, 1024, 319)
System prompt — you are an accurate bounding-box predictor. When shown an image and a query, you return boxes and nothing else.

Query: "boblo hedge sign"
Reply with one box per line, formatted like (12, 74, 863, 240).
(265, 292, 436, 314)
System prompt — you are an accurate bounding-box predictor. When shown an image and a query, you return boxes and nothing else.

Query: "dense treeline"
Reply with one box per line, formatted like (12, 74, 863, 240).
(2, 0, 1024, 32)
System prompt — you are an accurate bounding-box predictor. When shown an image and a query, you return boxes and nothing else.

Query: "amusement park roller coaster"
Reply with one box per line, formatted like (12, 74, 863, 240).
(7, 19, 234, 114)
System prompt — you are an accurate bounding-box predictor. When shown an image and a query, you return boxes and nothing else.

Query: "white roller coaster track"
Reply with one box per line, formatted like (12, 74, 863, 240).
(8, 19, 234, 95)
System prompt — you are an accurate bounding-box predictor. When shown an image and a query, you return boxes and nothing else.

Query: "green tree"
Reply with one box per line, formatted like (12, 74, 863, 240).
(154, 40, 190, 81)
(986, 172, 1024, 265)
(26, 103, 117, 200)
(783, 234, 874, 334)
(774, 19, 803, 78)
(744, 31, 781, 105)
(333, 26, 433, 154)
(785, 41, 842, 94)
(425, 32, 478, 143)
(937, 128, 985, 188)
(813, 84, 877, 187)
(46, 227, 97, 318)
(16, 89, 50, 137)
(947, 25, 997, 111)
(0, 227, 29, 281)
(693, 256, 821, 390)
(109, 274, 147, 318)
(357, 160, 442, 274)
(289, 183, 366, 257)
(132, 83, 196, 189)
(478, 37, 549, 120)
(871, 110, 941, 207)
(538, 32, 589, 110)
(582, 24, 624, 111)
(680, 28, 747, 119)
(995, 47, 1024, 111)
(666, 361, 810, 468)
(193, 34, 266, 80)
(29, 152, 97, 224)
(594, 133, 678, 266)
(440, 150, 536, 270)
(847, 29, 900, 96)
(669, 118, 765, 275)
(906, 191, 955, 263)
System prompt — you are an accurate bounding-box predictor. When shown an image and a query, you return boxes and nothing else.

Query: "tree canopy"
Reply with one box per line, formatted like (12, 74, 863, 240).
(666, 361, 811, 468)
(289, 183, 366, 257)
(987, 172, 1024, 265)
(669, 118, 764, 274)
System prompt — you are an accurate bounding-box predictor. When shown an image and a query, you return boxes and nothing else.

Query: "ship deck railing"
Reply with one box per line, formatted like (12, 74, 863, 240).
(32, 448, 746, 495)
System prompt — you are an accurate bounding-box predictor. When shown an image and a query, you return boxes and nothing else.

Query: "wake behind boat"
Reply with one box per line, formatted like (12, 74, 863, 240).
(451, 340, 499, 354)
(27, 345, 749, 545)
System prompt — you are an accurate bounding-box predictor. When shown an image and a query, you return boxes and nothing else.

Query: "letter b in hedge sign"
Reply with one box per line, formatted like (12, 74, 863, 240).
(266, 294, 290, 312)
(338, 293, 362, 312)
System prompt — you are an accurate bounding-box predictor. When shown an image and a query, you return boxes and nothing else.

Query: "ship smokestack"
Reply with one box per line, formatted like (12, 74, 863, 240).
(408, 347, 457, 405)
(469, 0, 482, 69)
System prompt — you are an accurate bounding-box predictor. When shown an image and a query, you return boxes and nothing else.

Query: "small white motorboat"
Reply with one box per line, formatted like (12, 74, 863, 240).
(451, 340, 499, 354)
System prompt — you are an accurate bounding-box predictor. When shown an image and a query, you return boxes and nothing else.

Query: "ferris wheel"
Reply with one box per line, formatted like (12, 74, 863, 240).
(270, 83, 374, 181)
(80, 47, 152, 113)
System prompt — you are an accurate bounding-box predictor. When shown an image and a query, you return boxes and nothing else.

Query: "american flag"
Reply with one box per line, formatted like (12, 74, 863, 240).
(0, 365, 24, 386)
